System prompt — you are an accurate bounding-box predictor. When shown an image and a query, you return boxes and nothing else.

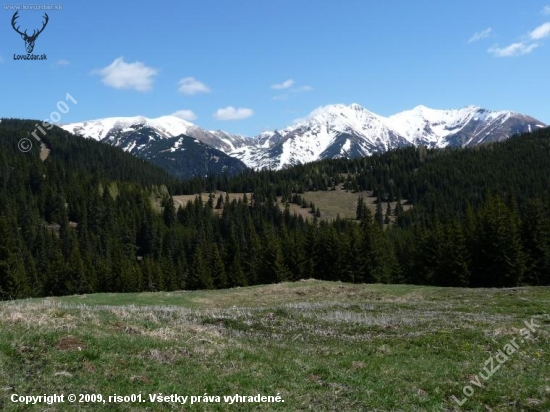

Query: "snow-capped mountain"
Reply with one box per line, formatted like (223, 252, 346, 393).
(62, 115, 250, 153)
(62, 105, 546, 174)
(230, 104, 545, 169)
(61, 116, 248, 179)
(230, 104, 410, 170)
(387, 105, 543, 148)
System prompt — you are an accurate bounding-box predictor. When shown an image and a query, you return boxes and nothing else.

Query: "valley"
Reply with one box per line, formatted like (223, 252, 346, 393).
(2, 119, 549, 298)
(3, 2, 550, 411)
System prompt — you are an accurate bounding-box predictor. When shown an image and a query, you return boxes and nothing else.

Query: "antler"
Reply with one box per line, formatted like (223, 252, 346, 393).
(11, 11, 27, 37)
(29, 13, 49, 39)
(32, 13, 50, 37)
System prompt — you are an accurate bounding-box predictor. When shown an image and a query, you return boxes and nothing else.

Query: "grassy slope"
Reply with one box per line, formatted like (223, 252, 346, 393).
(286, 189, 411, 221)
(173, 188, 411, 221)
(1, 281, 549, 411)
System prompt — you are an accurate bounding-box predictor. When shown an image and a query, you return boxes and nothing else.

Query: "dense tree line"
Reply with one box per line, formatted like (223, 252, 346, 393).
(0, 120, 549, 299)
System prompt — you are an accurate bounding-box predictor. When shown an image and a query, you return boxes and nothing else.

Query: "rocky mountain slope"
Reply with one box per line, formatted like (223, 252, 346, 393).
(62, 105, 546, 173)
(61, 116, 248, 178)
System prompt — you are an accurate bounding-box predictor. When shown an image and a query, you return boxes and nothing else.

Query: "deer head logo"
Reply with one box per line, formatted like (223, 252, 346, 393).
(11, 11, 49, 54)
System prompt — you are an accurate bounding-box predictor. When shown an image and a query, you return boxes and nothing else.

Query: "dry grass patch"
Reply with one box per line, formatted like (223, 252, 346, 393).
(143, 347, 190, 364)
(171, 188, 412, 222)
(130, 375, 151, 384)
(278, 187, 412, 221)
(172, 192, 251, 214)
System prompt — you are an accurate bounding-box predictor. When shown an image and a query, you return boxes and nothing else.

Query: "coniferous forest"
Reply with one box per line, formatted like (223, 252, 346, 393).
(1, 119, 550, 299)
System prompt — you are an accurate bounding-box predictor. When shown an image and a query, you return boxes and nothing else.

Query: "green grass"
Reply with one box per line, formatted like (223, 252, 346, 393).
(1, 281, 549, 411)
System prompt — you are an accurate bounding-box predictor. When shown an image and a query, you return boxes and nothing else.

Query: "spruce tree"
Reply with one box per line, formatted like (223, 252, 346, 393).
(384, 202, 392, 224)
(374, 198, 384, 227)
(471, 194, 525, 287)
(356, 196, 365, 220)
(162, 195, 176, 227)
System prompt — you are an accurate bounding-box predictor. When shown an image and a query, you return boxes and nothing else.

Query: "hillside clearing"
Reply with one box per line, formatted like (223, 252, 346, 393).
(39, 142, 50, 162)
(172, 188, 411, 221)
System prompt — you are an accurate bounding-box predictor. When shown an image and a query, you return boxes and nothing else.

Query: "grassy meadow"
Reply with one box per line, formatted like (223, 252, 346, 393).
(1, 280, 549, 411)
(172, 187, 412, 222)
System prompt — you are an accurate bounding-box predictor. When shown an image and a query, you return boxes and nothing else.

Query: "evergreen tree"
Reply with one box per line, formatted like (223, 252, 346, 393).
(162, 195, 176, 227)
(227, 252, 247, 287)
(215, 194, 224, 209)
(356, 196, 365, 220)
(374, 198, 384, 227)
(210, 244, 228, 289)
(0, 217, 31, 298)
(471, 194, 525, 287)
(261, 228, 291, 283)
(384, 202, 391, 224)
(521, 199, 550, 285)
(189, 245, 214, 290)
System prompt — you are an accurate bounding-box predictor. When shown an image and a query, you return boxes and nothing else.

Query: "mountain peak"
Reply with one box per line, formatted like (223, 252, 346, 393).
(151, 115, 195, 126)
(410, 104, 485, 114)
(412, 104, 430, 111)
(61, 115, 198, 141)
(62, 104, 546, 172)
(316, 103, 378, 119)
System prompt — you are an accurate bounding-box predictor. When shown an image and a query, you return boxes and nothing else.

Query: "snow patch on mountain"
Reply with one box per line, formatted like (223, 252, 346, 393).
(62, 104, 546, 172)
(62, 115, 254, 155)
(62, 115, 195, 141)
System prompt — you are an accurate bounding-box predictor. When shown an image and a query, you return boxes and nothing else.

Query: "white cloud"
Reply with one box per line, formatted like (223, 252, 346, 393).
(271, 79, 294, 90)
(485, 18, 550, 58)
(171, 110, 197, 121)
(293, 85, 313, 92)
(272, 85, 313, 101)
(542, 5, 550, 15)
(94, 57, 158, 92)
(468, 27, 492, 43)
(292, 104, 337, 124)
(488, 42, 539, 57)
(213, 106, 253, 121)
(177, 77, 211, 95)
(530, 22, 550, 40)
(51, 59, 70, 69)
(272, 94, 289, 101)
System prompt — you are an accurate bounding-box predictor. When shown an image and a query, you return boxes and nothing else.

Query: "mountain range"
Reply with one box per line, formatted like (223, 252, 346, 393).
(61, 104, 546, 176)
(60, 116, 248, 179)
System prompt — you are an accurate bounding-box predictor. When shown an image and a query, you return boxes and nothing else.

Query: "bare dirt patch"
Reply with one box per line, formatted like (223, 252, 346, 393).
(83, 361, 97, 373)
(130, 375, 151, 384)
(56, 335, 85, 351)
(39, 143, 50, 162)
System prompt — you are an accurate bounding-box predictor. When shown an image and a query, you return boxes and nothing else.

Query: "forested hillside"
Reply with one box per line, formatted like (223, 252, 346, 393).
(1, 120, 549, 299)
(183, 129, 550, 220)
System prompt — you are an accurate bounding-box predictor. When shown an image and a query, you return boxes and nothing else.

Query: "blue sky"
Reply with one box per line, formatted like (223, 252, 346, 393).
(1, 0, 550, 136)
